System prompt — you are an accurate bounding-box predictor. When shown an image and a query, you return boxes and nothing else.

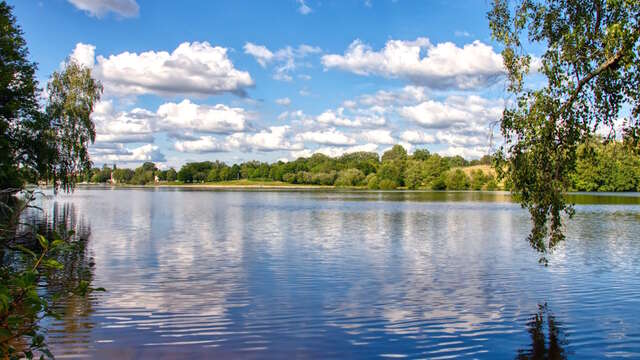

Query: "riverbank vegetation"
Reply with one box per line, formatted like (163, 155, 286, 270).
(1, 2, 103, 357)
(82, 145, 499, 190)
(489, 0, 640, 261)
(84, 138, 640, 192)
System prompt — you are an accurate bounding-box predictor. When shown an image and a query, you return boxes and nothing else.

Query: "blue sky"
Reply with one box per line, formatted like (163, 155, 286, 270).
(10, 0, 511, 169)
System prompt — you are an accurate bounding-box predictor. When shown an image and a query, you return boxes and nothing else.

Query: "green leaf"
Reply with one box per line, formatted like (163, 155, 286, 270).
(43, 259, 63, 270)
(15, 244, 37, 259)
(51, 239, 65, 248)
(36, 234, 48, 250)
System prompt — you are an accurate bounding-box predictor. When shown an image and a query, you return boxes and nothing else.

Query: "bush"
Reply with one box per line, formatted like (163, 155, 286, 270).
(485, 179, 499, 191)
(366, 174, 379, 189)
(334, 168, 365, 187)
(445, 169, 470, 190)
(378, 179, 398, 190)
(430, 174, 447, 190)
(282, 173, 296, 183)
(470, 169, 489, 190)
(312, 172, 336, 185)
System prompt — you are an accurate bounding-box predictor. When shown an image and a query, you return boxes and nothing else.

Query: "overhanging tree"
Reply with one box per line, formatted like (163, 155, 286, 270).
(488, 0, 640, 263)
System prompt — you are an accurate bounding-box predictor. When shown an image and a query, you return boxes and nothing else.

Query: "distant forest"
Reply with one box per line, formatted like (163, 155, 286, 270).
(81, 139, 640, 192)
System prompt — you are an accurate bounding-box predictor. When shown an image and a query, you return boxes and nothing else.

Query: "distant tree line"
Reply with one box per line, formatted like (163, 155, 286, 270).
(85, 139, 640, 192)
(83, 145, 498, 190)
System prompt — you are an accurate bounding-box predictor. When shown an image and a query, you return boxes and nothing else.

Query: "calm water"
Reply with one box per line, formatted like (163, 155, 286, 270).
(36, 189, 640, 359)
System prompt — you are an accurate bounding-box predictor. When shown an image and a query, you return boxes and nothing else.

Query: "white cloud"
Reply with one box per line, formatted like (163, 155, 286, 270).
(316, 107, 385, 128)
(295, 128, 357, 146)
(399, 130, 436, 144)
(174, 126, 303, 153)
(228, 126, 303, 151)
(244, 42, 321, 81)
(322, 38, 504, 89)
(68, 0, 139, 18)
(173, 136, 229, 153)
(78, 42, 253, 97)
(69, 43, 95, 68)
(439, 146, 487, 159)
(399, 95, 503, 128)
(358, 85, 428, 106)
(275, 97, 292, 106)
(290, 143, 378, 159)
(436, 130, 489, 147)
(243, 43, 274, 67)
(359, 129, 395, 144)
(91, 100, 154, 144)
(297, 0, 312, 14)
(92, 144, 165, 164)
(156, 100, 247, 134)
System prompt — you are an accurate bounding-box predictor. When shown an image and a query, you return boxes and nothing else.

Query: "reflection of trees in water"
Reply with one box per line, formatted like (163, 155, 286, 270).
(516, 303, 569, 360)
(22, 201, 98, 347)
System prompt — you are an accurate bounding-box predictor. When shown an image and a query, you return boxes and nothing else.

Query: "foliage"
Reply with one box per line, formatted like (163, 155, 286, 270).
(571, 138, 640, 191)
(0, 3, 103, 357)
(445, 169, 470, 190)
(334, 169, 365, 187)
(0, 190, 103, 358)
(378, 179, 398, 190)
(45, 62, 103, 193)
(0, 2, 44, 191)
(366, 174, 379, 189)
(488, 0, 640, 263)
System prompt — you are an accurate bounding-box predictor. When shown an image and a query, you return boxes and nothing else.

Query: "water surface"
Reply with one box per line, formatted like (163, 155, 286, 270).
(39, 189, 640, 359)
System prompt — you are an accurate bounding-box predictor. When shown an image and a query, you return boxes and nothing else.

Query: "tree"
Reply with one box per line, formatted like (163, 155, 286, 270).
(488, 0, 640, 262)
(334, 168, 365, 187)
(381, 145, 408, 163)
(1, 3, 104, 357)
(165, 168, 177, 182)
(0, 2, 45, 190)
(404, 160, 425, 189)
(46, 61, 103, 192)
(445, 169, 470, 190)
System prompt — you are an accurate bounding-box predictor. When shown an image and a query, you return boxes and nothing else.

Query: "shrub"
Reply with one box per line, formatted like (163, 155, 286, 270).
(378, 179, 398, 190)
(366, 174, 379, 189)
(445, 169, 470, 190)
(334, 168, 365, 187)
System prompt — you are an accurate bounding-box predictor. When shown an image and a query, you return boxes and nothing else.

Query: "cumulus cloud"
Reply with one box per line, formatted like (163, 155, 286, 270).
(399, 130, 436, 144)
(243, 43, 274, 67)
(295, 128, 357, 146)
(91, 100, 155, 144)
(359, 129, 395, 144)
(173, 136, 229, 153)
(439, 146, 488, 159)
(69, 43, 96, 68)
(244, 42, 321, 81)
(174, 126, 303, 153)
(156, 100, 248, 134)
(91, 144, 165, 164)
(68, 0, 139, 18)
(74, 42, 253, 97)
(322, 38, 504, 89)
(358, 85, 428, 107)
(316, 107, 386, 128)
(290, 143, 378, 159)
(399, 95, 503, 129)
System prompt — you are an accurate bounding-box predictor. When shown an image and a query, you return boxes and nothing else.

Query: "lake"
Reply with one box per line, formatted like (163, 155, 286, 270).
(36, 188, 640, 359)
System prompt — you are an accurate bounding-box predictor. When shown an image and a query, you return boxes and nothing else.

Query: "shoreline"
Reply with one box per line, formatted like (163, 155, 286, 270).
(70, 183, 640, 196)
